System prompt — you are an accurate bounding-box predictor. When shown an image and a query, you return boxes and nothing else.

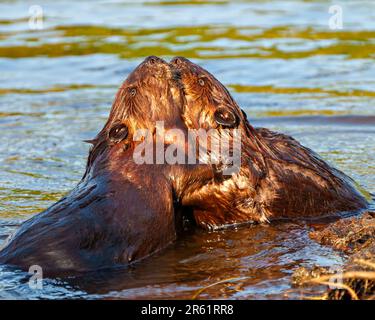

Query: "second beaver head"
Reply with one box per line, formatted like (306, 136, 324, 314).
(170, 56, 245, 131)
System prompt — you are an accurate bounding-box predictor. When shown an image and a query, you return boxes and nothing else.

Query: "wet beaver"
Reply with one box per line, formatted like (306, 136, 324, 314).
(0, 56, 211, 275)
(170, 57, 368, 230)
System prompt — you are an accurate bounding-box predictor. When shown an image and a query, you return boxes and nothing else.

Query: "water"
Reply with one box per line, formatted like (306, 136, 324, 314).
(0, 0, 374, 299)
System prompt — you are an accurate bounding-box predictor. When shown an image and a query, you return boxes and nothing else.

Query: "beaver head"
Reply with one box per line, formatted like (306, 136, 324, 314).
(170, 57, 256, 181)
(169, 57, 269, 229)
(85, 56, 188, 174)
(170, 56, 245, 131)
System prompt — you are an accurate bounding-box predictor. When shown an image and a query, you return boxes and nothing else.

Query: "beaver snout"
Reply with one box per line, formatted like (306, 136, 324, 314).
(141, 56, 171, 79)
(170, 56, 183, 65)
(170, 56, 190, 66)
(144, 55, 164, 66)
(170, 56, 198, 76)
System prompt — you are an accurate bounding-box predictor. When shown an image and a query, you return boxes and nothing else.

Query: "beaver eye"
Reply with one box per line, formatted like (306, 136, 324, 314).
(129, 88, 137, 97)
(108, 122, 129, 143)
(198, 78, 205, 86)
(214, 108, 239, 128)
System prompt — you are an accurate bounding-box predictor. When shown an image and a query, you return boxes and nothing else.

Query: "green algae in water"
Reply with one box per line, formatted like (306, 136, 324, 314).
(0, 25, 374, 59)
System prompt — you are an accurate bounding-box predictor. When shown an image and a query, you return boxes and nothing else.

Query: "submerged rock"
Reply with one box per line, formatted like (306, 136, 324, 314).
(310, 211, 375, 253)
(292, 211, 375, 300)
(291, 265, 334, 287)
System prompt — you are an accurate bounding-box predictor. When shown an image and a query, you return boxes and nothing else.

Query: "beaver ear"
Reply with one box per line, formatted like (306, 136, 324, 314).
(213, 108, 239, 128)
(108, 122, 129, 143)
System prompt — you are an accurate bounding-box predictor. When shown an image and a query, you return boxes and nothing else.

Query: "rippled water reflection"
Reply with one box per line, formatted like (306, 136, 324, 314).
(0, 0, 374, 299)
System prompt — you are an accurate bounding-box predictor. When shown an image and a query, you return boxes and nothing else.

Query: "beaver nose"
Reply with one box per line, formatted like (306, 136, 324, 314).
(145, 55, 162, 65)
(171, 56, 186, 65)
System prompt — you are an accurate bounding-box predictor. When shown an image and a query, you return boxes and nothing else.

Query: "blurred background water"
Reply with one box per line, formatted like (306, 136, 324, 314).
(0, 0, 374, 299)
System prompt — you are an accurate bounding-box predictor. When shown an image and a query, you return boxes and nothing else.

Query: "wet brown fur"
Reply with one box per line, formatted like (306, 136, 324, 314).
(0, 55, 368, 275)
(170, 57, 368, 230)
(0, 57, 212, 275)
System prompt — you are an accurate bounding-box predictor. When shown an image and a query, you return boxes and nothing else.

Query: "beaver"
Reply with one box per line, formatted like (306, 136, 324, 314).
(170, 56, 369, 230)
(0, 56, 211, 276)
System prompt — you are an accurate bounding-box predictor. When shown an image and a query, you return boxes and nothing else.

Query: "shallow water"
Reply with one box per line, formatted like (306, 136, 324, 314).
(0, 0, 374, 299)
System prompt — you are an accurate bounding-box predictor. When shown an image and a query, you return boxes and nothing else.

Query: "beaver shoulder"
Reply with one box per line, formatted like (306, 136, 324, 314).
(252, 126, 368, 220)
(0, 156, 176, 276)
